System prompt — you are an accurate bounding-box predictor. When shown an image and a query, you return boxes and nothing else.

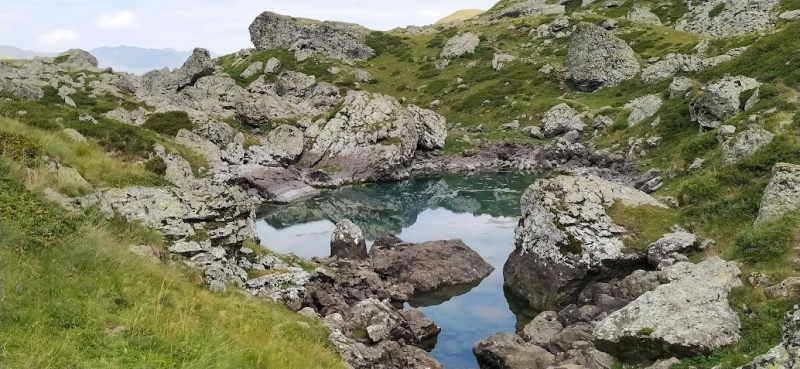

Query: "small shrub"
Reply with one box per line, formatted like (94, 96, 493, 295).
(365, 31, 413, 61)
(637, 327, 654, 336)
(734, 214, 799, 264)
(141, 111, 194, 136)
(143, 156, 167, 176)
(681, 132, 718, 159)
(679, 171, 721, 204)
(0, 132, 42, 164)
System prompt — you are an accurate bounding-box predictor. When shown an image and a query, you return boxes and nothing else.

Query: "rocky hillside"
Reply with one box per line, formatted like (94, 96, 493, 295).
(1, 0, 799, 368)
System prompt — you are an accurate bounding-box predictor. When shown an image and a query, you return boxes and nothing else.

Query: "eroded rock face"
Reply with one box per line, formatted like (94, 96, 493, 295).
(407, 104, 447, 150)
(756, 163, 800, 223)
(369, 236, 494, 292)
(440, 33, 480, 59)
(676, 0, 780, 37)
(567, 23, 640, 91)
(300, 91, 418, 183)
(593, 257, 742, 360)
(504, 175, 666, 310)
(248, 11, 374, 63)
(473, 332, 556, 369)
(331, 219, 368, 260)
(722, 125, 774, 163)
(690, 75, 761, 129)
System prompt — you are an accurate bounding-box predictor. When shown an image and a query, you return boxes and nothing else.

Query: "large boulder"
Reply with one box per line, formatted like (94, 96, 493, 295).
(567, 23, 640, 91)
(248, 11, 374, 63)
(343, 298, 440, 344)
(690, 75, 761, 129)
(369, 236, 494, 292)
(440, 33, 480, 59)
(676, 0, 780, 37)
(504, 175, 667, 310)
(625, 94, 663, 126)
(756, 163, 800, 224)
(407, 104, 447, 150)
(56, 49, 98, 68)
(628, 6, 662, 25)
(473, 332, 556, 369)
(722, 125, 773, 163)
(593, 257, 742, 360)
(542, 103, 585, 137)
(299, 91, 419, 183)
(330, 219, 368, 260)
(645, 228, 699, 269)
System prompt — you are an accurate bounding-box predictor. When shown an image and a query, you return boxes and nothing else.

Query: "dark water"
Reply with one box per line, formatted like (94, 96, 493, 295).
(256, 172, 543, 369)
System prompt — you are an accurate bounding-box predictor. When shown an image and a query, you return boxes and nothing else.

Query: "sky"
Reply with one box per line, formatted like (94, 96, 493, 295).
(1, 0, 497, 55)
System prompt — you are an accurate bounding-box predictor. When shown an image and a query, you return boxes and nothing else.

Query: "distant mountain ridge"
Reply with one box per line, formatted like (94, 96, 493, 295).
(0, 45, 217, 74)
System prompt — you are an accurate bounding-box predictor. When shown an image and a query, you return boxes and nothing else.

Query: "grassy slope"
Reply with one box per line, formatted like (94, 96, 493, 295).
(435, 9, 486, 24)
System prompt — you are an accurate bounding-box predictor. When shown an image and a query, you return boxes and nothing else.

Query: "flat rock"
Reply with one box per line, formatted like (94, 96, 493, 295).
(593, 257, 742, 360)
(242, 166, 318, 203)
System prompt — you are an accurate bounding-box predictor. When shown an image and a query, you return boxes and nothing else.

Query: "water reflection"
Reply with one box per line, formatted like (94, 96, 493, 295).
(256, 172, 543, 369)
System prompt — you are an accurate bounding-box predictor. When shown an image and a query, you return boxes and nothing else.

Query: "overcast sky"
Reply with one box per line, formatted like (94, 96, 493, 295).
(1, 0, 496, 54)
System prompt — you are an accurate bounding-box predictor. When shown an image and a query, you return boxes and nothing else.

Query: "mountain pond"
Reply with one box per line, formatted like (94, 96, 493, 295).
(257, 172, 544, 369)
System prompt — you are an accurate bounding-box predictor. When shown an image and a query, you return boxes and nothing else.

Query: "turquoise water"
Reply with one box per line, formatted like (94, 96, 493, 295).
(257, 172, 542, 369)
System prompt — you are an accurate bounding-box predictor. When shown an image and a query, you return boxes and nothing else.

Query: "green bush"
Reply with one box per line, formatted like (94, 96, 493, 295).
(679, 171, 721, 204)
(698, 26, 799, 84)
(141, 111, 194, 136)
(365, 31, 413, 61)
(681, 132, 718, 159)
(144, 156, 167, 175)
(0, 132, 42, 164)
(69, 118, 157, 159)
(734, 215, 799, 264)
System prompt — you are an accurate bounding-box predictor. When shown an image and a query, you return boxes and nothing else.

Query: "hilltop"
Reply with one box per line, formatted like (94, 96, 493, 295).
(435, 9, 486, 24)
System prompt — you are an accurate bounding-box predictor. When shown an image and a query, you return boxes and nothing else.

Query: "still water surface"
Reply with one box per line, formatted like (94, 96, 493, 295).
(257, 172, 542, 369)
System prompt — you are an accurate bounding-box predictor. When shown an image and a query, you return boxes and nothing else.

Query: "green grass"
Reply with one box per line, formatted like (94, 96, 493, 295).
(141, 111, 194, 137)
(606, 201, 682, 252)
(0, 159, 344, 368)
(734, 214, 799, 264)
(708, 3, 725, 19)
(441, 134, 477, 156)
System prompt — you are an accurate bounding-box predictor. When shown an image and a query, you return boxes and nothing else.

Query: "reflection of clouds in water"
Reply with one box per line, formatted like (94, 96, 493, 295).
(257, 219, 335, 258)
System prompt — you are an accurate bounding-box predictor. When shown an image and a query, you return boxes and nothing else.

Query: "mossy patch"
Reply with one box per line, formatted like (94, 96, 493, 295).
(606, 201, 682, 252)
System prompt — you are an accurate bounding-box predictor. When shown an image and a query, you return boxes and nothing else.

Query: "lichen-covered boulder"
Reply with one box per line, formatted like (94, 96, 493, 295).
(407, 104, 447, 150)
(504, 175, 666, 310)
(625, 94, 663, 126)
(299, 91, 419, 183)
(249, 11, 374, 63)
(542, 103, 585, 137)
(756, 163, 800, 224)
(330, 219, 368, 260)
(567, 23, 640, 91)
(593, 257, 742, 360)
(676, 0, 780, 37)
(722, 125, 773, 163)
(690, 75, 761, 129)
(440, 33, 480, 59)
(260, 124, 305, 164)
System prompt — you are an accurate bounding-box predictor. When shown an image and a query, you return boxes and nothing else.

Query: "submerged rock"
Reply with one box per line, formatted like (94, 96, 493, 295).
(504, 175, 666, 310)
(331, 219, 368, 260)
(369, 236, 494, 292)
(248, 11, 373, 63)
(567, 23, 640, 91)
(593, 257, 742, 360)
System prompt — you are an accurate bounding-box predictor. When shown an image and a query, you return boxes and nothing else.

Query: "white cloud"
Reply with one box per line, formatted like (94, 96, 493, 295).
(96, 10, 138, 30)
(37, 29, 80, 46)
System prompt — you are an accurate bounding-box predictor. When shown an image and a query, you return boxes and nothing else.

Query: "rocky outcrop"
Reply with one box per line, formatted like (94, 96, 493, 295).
(260, 124, 305, 164)
(0, 79, 44, 100)
(248, 11, 374, 63)
(690, 75, 761, 129)
(594, 257, 742, 360)
(756, 163, 800, 223)
(488, 0, 565, 20)
(641, 48, 747, 84)
(542, 103, 585, 137)
(676, 0, 780, 37)
(440, 33, 480, 59)
(299, 91, 418, 183)
(645, 227, 699, 269)
(140, 48, 215, 95)
(504, 175, 666, 310)
(567, 23, 640, 91)
(669, 77, 692, 98)
(330, 219, 369, 260)
(625, 94, 663, 126)
(407, 104, 447, 150)
(722, 125, 773, 163)
(56, 49, 99, 68)
(369, 235, 494, 292)
(473, 332, 555, 369)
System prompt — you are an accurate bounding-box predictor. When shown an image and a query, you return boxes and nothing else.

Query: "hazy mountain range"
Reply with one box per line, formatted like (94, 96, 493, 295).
(0, 45, 218, 75)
